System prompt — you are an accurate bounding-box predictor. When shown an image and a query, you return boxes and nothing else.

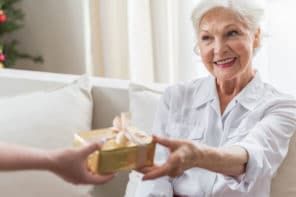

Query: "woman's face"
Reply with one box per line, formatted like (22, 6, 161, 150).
(197, 7, 260, 82)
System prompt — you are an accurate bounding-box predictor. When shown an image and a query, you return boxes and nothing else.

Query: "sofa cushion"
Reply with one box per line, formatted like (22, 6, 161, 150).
(0, 76, 93, 196)
(128, 82, 165, 134)
(271, 132, 296, 197)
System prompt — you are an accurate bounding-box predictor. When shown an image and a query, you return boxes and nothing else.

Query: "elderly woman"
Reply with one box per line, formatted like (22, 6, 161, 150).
(128, 0, 296, 197)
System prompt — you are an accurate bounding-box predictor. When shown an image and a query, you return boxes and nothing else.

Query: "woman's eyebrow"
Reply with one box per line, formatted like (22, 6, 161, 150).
(223, 24, 240, 29)
(200, 28, 209, 33)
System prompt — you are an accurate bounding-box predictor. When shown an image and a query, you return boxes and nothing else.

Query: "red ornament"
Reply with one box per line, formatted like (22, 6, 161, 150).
(0, 10, 7, 23)
(0, 53, 6, 62)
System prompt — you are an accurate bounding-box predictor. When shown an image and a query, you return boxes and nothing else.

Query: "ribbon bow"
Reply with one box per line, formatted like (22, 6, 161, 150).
(112, 113, 144, 145)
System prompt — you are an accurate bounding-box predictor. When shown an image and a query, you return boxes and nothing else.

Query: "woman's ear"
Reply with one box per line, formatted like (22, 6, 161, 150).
(253, 28, 261, 49)
(194, 44, 200, 55)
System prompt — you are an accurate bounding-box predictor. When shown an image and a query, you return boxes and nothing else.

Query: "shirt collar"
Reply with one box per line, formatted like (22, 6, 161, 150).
(193, 75, 216, 109)
(235, 72, 265, 111)
(192, 71, 265, 111)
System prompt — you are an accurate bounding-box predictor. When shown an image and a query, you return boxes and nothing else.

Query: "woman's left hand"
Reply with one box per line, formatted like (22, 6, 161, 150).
(139, 135, 200, 180)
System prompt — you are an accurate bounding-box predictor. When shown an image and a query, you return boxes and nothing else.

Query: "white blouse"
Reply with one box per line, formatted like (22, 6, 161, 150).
(131, 72, 296, 197)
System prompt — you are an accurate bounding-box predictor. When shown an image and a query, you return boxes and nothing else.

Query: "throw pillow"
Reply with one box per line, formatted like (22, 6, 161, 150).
(128, 82, 165, 134)
(0, 75, 93, 196)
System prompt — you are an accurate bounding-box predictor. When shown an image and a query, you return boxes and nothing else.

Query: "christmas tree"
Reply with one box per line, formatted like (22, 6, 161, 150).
(0, 0, 42, 68)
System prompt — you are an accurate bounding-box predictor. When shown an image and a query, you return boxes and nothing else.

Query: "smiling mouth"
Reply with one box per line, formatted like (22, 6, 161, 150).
(214, 57, 236, 68)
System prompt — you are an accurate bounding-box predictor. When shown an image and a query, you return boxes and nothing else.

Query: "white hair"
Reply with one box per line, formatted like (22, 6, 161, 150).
(191, 0, 266, 55)
(192, 0, 266, 34)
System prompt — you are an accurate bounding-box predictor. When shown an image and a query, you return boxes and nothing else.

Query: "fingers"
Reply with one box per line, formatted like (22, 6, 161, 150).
(136, 165, 158, 174)
(79, 142, 101, 157)
(142, 163, 184, 180)
(142, 163, 170, 180)
(153, 135, 179, 150)
(86, 173, 115, 184)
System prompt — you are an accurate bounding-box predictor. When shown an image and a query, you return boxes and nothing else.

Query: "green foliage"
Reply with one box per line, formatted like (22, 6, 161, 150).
(3, 40, 43, 67)
(0, 0, 43, 67)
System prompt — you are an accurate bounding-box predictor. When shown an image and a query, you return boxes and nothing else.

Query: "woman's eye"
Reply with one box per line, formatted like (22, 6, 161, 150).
(201, 35, 211, 41)
(227, 30, 239, 37)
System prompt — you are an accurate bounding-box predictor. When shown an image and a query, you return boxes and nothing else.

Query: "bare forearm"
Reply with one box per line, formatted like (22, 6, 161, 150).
(195, 144, 248, 176)
(0, 143, 53, 171)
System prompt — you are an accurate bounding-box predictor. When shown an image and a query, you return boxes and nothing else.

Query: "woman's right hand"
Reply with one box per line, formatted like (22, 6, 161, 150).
(139, 135, 200, 180)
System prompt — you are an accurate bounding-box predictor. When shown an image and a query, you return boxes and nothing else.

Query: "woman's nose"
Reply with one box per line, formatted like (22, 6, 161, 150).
(213, 40, 227, 55)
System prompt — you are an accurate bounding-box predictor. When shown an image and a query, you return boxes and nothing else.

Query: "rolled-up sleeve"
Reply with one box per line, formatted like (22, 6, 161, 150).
(222, 98, 296, 192)
(128, 88, 174, 197)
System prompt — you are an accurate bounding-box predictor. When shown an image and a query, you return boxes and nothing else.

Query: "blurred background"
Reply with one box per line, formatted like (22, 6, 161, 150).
(1, 0, 296, 95)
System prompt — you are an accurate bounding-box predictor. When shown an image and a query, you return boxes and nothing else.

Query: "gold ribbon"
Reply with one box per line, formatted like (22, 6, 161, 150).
(112, 113, 145, 145)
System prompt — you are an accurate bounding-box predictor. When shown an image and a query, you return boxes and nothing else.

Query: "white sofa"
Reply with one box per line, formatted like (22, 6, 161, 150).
(0, 69, 131, 197)
(0, 68, 295, 197)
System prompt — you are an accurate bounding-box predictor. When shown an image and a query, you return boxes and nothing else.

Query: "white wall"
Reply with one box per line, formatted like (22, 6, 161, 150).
(266, 0, 296, 95)
(11, 0, 89, 74)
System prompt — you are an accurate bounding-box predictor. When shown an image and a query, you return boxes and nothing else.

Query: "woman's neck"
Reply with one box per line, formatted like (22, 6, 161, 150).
(216, 69, 255, 114)
(217, 69, 255, 96)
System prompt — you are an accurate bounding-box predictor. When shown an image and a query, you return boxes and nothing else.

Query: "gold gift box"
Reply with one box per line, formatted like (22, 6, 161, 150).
(73, 128, 156, 174)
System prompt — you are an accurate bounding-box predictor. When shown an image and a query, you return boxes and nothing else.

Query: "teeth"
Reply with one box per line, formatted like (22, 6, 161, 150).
(215, 58, 235, 65)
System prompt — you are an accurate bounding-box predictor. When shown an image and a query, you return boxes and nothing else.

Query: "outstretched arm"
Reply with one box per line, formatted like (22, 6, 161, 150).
(0, 142, 114, 185)
(141, 136, 248, 180)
